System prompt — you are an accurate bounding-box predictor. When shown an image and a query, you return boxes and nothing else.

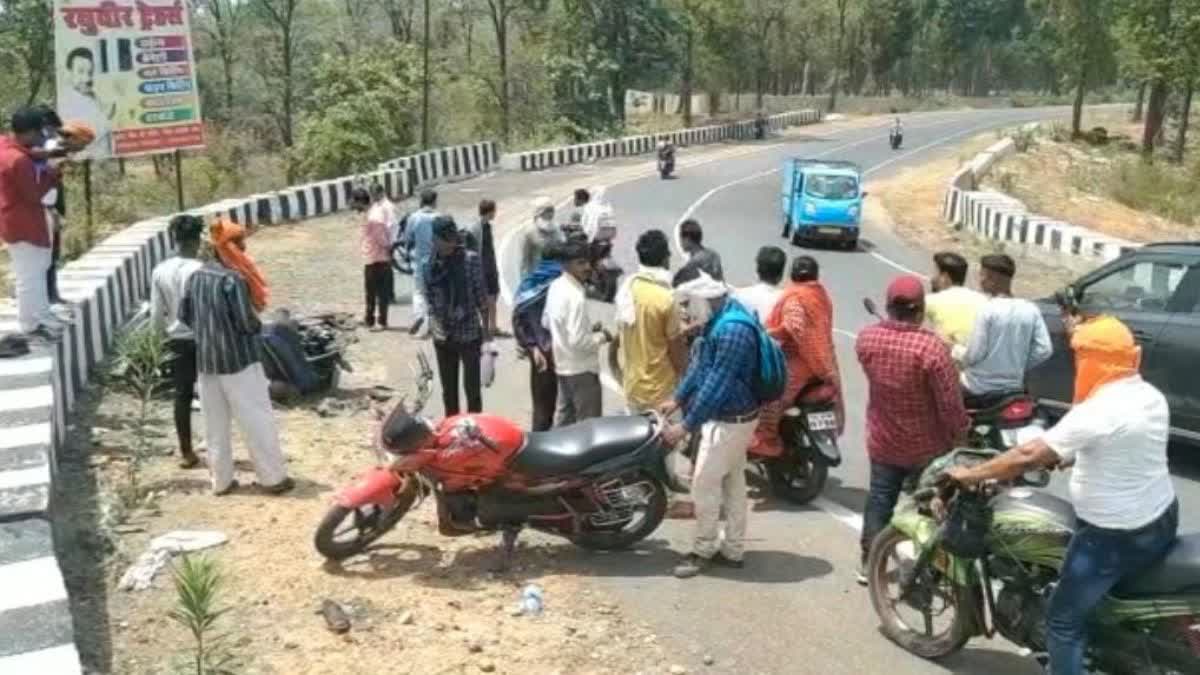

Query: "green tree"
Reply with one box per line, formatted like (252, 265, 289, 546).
(294, 45, 421, 178)
(1115, 0, 1191, 155)
(561, 0, 679, 125)
(1039, 0, 1117, 136)
(0, 0, 54, 106)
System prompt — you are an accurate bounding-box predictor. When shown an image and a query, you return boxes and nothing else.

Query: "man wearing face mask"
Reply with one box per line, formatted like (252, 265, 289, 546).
(945, 311, 1177, 675)
(519, 196, 564, 281)
(660, 272, 761, 579)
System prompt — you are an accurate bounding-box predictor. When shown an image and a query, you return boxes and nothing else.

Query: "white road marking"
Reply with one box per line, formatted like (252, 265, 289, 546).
(813, 496, 864, 533)
(0, 556, 69, 613)
(0, 644, 82, 674)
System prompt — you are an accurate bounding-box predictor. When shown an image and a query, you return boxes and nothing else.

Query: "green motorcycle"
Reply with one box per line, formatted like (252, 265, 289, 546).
(866, 448, 1200, 674)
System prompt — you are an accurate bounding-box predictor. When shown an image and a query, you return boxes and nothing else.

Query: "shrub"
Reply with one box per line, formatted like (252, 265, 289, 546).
(169, 555, 238, 675)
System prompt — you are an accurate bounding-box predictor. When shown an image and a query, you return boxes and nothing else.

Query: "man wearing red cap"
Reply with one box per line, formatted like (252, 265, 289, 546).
(854, 275, 969, 584)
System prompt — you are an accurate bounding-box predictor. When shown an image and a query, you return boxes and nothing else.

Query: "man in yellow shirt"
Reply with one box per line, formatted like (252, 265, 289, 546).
(925, 251, 986, 359)
(611, 230, 688, 412)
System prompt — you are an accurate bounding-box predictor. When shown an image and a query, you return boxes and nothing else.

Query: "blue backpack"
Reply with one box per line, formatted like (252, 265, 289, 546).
(712, 302, 788, 404)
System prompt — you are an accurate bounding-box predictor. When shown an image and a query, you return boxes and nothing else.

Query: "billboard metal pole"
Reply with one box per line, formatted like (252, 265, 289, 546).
(82, 159, 94, 248)
(173, 150, 184, 211)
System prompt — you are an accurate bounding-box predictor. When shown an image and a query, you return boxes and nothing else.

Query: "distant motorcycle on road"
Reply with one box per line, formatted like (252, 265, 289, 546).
(657, 141, 676, 179)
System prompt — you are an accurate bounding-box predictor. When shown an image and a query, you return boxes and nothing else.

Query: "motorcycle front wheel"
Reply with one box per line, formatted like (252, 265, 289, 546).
(572, 472, 668, 551)
(314, 477, 419, 561)
(867, 526, 973, 660)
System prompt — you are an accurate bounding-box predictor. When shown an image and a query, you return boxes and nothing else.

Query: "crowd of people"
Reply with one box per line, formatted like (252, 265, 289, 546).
(4, 101, 1178, 673)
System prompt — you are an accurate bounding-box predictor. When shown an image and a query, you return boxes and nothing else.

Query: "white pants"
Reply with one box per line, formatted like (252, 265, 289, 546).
(411, 284, 430, 337)
(689, 418, 756, 560)
(8, 242, 52, 332)
(199, 363, 288, 492)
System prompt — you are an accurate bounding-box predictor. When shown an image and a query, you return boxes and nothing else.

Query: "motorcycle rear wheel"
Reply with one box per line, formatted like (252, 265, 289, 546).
(572, 472, 668, 551)
(314, 478, 419, 561)
(766, 452, 827, 505)
(867, 526, 973, 660)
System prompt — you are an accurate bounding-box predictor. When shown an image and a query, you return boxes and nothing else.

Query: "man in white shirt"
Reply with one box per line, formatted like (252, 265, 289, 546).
(543, 237, 611, 425)
(960, 254, 1052, 405)
(735, 246, 786, 321)
(945, 313, 1177, 675)
(150, 215, 205, 468)
(368, 183, 398, 305)
(58, 47, 113, 158)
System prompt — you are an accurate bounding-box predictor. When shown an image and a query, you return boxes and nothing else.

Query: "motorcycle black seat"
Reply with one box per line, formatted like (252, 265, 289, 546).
(966, 392, 1031, 420)
(512, 416, 655, 477)
(1113, 533, 1200, 598)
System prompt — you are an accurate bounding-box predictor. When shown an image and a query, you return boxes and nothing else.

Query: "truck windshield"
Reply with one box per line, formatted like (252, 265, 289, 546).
(805, 174, 859, 201)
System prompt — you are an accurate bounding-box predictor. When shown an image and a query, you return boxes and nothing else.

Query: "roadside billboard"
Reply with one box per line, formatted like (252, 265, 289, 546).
(53, 0, 205, 159)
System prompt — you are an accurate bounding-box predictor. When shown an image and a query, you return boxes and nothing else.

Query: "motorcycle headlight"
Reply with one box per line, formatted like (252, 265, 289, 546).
(804, 202, 817, 217)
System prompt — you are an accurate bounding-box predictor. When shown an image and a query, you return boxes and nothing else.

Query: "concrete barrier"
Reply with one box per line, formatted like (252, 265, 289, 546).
(500, 109, 822, 172)
(942, 129, 1137, 264)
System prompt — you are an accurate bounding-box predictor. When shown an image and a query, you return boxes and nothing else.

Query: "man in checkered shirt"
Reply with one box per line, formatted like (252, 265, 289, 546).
(854, 275, 969, 585)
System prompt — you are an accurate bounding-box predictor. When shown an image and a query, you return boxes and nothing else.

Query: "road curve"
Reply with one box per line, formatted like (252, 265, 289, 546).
(496, 106, 1200, 674)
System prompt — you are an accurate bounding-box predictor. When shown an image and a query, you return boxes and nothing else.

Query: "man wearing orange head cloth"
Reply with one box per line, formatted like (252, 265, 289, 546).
(179, 219, 291, 495)
(946, 312, 1177, 675)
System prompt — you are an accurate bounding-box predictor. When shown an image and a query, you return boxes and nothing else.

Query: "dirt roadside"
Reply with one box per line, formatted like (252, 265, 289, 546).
(53, 125, 856, 675)
(867, 132, 1085, 298)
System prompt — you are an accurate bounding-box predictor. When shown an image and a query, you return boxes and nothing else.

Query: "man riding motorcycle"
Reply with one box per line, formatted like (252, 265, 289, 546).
(656, 140, 676, 178)
(889, 114, 903, 149)
(942, 310, 1178, 675)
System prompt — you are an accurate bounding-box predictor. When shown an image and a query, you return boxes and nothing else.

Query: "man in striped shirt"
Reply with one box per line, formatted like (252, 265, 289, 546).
(179, 233, 293, 495)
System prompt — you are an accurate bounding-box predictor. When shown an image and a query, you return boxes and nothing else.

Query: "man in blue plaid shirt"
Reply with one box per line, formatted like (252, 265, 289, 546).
(661, 272, 761, 578)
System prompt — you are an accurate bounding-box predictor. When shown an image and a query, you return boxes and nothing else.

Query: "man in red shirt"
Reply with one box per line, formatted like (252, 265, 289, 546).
(0, 107, 60, 338)
(854, 275, 968, 584)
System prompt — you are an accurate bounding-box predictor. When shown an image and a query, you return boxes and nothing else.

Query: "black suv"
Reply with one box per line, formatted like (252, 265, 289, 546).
(1027, 242, 1200, 446)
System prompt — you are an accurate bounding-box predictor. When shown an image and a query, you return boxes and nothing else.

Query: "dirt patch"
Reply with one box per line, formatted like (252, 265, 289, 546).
(982, 113, 1199, 243)
(53, 202, 681, 674)
(868, 132, 1080, 298)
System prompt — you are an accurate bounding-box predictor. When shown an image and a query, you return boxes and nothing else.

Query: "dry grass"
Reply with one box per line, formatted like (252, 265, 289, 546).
(983, 112, 1199, 243)
(869, 132, 1080, 298)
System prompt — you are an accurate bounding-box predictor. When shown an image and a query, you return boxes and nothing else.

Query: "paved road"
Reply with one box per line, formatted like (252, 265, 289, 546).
(489, 106, 1200, 674)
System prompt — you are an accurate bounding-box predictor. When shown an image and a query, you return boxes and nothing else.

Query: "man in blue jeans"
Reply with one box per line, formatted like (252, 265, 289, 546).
(856, 276, 970, 584)
(946, 313, 1177, 675)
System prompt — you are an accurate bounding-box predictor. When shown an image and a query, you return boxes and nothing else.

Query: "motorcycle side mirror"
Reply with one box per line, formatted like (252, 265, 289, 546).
(1019, 469, 1052, 488)
(863, 297, 880, 317)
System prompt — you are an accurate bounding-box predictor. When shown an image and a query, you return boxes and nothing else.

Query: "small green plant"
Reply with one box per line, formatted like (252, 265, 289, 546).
(169, 555, 239, 675)
(112, 324, 169, 502)
(1011, 126, 1038, 153)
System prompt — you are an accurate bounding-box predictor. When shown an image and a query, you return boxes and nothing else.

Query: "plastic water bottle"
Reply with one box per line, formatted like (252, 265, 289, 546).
(520, 584, 544, 616)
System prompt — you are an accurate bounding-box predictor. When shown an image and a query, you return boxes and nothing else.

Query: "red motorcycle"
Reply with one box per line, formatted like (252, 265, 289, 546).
(314, 352, 672, 568)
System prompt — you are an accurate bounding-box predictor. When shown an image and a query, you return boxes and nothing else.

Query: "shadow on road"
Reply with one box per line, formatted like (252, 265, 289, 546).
(940, 646, 1044, 675)
(554, 538, 834, 585)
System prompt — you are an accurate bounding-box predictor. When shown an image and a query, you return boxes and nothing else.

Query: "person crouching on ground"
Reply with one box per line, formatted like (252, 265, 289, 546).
(660, 272, 761, 578)
(425, 216, 489, 417)
(179, 219, 292, 495)
(353, 187, 391, 331)
(151, 214, 205, 469)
